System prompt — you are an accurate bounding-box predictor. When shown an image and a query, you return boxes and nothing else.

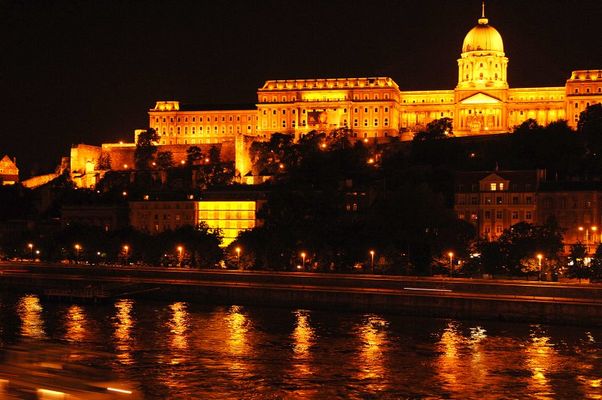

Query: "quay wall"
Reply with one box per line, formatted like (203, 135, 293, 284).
(0, 266, 601, 326)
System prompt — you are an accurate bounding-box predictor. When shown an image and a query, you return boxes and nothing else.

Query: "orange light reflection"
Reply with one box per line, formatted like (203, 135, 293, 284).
(17, 295, 46, 339)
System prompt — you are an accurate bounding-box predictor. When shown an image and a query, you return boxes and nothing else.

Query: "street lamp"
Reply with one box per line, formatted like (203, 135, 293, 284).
(369, 250, 375, 274)
(448, 252, 454, 278)
(27, 243, 33, 260)
(177, 245, 184, 267)
(235, 246, 241, 269)
(537, 253, 543, 281)
(123, 245, 130, 266)
(579, 226, 598, 253)
(74, 244, 82, 263)
(300, 252, 306, 271)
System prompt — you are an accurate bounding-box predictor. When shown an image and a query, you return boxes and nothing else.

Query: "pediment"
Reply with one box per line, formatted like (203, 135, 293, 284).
(460, 92, 502, 105)
(481, 173, 504, 183)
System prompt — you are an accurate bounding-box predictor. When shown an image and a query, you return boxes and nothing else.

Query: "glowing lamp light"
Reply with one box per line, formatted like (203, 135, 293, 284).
(123, 164, 128, 169)
(181, 160, 186, 165)
(37, 388, 66, 398)
(107, 387, 133, 395)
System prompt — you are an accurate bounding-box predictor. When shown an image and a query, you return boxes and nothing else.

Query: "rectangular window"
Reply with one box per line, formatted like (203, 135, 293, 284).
(526, 211, 532, 219)
(485, 211, 491, 219)
(490, 183, 497, 191)
(496, 211, 503, 219)
(512, 196, 519, 204)
(512, 211, 519, 219)
(526, 196, 532, 204)
(496, 197, 503, 205)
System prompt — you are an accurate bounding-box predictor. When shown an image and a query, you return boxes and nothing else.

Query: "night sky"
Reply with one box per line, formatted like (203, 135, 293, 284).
(1, 0, 601, 177)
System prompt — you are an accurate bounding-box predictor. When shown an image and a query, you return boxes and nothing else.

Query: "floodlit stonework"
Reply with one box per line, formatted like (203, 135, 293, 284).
(0, 155, 19, 185)
(80, 5, 601, 185)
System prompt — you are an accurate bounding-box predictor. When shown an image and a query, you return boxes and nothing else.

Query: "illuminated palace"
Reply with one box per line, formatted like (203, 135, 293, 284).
(72, 5, 601, 184)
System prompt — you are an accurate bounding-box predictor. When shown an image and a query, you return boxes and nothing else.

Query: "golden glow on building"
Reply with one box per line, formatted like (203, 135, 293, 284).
(88, 4, 601, 181)
(0, 155, 19, 185)
(129, 198, 263, 246)
(197, 200, 258, 246)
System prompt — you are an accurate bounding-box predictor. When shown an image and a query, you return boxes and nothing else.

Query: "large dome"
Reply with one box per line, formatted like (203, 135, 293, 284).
(462, 17, 504, 53)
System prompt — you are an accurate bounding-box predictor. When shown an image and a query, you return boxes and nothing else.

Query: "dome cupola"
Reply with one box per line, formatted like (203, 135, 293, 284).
(457, 2, 508, 90)
(462, 17, 504, 54)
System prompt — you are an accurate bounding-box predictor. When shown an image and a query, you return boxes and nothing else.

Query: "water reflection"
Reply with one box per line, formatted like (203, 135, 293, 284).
(168, 302, 189, 357)
(356, 315, 389, 391)
(437, 321, 462, 389)
(291, 310, 315, 377)
(113, 299, 135, 365)
(525, 326, 555, 398)
(225, 305, 251, 374)
(0, 293, 600, 399)
(16, 295, 46, 339)
(64, 305, 88, 342)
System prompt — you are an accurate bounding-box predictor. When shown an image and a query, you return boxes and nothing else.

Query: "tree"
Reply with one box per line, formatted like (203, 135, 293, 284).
(97, 153, 111, 170)
(156, 151, 174, 169)
(513, 118, 543, 135)
(208, 145, 221, 164)
(590, 244, 602, 282)
(413, 117, 453, 141)
(578, 103, 602, 156)
(186, 146, 204, 165)
(134, 128, 159, 170)
(475, 219, 564, 278)
(567, 242, 588, 282)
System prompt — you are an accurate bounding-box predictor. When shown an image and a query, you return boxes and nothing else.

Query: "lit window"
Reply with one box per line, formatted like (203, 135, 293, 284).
(490, 183, 497, 191)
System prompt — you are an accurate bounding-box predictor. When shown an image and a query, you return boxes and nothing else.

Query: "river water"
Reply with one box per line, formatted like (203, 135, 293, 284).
(0, 293, 600, 399)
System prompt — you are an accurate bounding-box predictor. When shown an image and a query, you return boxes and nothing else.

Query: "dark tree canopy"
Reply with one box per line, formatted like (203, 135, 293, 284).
(134, 128, 159, 170)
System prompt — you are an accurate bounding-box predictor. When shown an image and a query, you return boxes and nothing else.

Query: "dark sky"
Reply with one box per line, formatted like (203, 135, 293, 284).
(1, 0, 601, 176)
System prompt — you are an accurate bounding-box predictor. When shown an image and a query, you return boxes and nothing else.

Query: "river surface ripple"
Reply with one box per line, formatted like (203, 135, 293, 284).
(0, 294, 600, 399)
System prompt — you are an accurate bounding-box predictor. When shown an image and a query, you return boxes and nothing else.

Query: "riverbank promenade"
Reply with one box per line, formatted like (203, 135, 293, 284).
(1, 262, 601, 326)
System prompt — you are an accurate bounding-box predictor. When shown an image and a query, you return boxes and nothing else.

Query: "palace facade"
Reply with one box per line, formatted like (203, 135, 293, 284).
(72, 6, 601, 185)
